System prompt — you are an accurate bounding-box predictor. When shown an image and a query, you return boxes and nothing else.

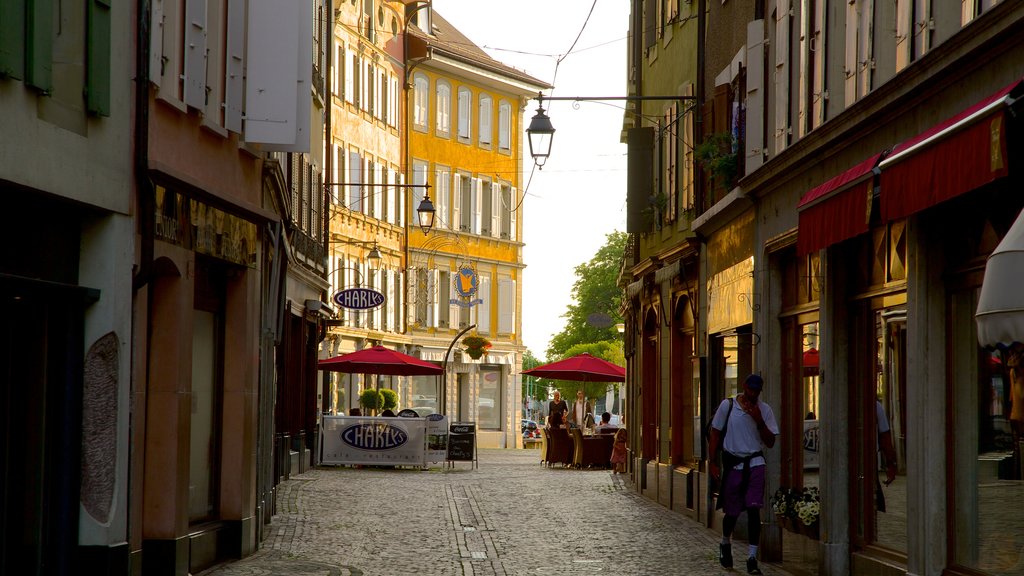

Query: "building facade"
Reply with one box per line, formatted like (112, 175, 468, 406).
(404, 6, 549, 448)
(622, 0, 1024, 574)
(321, 0, 411, 415)
(1, 0, 134, 572)
(620, 0, 704, 523)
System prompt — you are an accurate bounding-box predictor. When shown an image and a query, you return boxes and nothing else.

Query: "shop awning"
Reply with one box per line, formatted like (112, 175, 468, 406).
(796, 153, 882, 257)
(976, 208, 1024, 348)
(880, 79, 1022, 222)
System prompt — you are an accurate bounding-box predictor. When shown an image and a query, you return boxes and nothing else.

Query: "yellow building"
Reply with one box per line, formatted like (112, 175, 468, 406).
(404, 7, 549, 448)
(323, 0, 410, 413)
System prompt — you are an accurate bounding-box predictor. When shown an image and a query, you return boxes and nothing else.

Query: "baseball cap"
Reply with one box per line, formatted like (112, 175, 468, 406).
(745, 374, 764, 390)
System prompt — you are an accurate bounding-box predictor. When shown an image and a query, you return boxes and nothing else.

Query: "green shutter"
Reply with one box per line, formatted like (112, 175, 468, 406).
(0, 0, 26, 79)
(86, 0, 110, 115)
(25, 0, 51, 91)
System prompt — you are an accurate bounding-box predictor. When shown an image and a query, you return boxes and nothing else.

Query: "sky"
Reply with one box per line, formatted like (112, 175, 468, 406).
(430, 0, 630, 359)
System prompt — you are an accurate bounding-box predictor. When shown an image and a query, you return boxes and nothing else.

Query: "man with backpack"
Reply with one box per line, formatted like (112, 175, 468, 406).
(707, 373, 779, 574)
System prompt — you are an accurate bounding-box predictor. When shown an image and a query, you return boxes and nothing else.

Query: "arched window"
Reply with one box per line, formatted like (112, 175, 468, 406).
(436, 81, 451, 136)
(413, 73, 429, 130)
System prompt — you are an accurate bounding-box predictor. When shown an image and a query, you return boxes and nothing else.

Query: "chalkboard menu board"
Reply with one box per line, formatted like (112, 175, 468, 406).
(446, 422, 476, 466)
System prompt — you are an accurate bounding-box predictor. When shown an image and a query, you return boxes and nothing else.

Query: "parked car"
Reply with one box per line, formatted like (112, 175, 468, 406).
(521, 418, 539, 438)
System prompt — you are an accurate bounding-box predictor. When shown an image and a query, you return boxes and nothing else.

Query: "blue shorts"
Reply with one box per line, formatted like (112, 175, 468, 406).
(721, 464, 766, 516)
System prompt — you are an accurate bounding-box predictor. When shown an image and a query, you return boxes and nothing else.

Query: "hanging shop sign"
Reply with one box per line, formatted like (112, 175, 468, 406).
(333, 287, 385, 310)
(451, 264, 483, 307)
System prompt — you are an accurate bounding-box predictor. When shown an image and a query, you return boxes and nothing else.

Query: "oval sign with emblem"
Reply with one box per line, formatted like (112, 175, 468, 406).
(341, 423, 408, 450)
(333, 287, 385, 310)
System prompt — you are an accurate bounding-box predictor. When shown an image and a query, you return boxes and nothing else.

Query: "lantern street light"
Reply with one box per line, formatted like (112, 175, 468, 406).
(525, 92, 698, 168)
(525, 102, 555, 169)
(416, 192, 436, 236)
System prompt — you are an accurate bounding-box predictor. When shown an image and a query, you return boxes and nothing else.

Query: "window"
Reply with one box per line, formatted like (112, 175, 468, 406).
(436, 81, 451, 135)
(413, 73, 429, 130)
(366, 61, 375, 115)
(478, 368, 502, 430)
(663, 105, 677, 225)
(336, 45, 345, 99)
(478, 94, 493, 146)
(456, 173, 472, 232)
(498, 101, 511, 151)
(351, 53, 360, 107)
(477, 272, 491, 333)
(498, 278, 515, 334)
(412, 160, 428, 229)
(435, 167, 451, 230)
(348, 150, 362, 212)
(457, 87, 472, 140)
(347, 52, 356, 105)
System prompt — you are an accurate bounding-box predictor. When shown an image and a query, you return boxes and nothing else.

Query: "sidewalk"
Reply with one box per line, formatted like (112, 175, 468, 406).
(199, 449, 796, 576)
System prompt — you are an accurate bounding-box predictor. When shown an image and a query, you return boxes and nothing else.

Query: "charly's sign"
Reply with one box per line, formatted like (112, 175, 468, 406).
(341, 422, 408, 450)
(333, 287, 385, 310)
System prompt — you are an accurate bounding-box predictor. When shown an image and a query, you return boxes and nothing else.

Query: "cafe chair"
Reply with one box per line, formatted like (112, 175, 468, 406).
(571, 428, 585, 469)
(539, 427, 550, 465)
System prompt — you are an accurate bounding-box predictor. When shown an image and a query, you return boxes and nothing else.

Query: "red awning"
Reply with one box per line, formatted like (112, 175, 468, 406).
(796, 153, 883, 257)
(880, 79, 1022, 222)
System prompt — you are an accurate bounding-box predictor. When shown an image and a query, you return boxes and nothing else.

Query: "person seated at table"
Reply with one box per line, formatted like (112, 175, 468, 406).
(595, 412, 618, 433)
(380, 409, 396, 417)
(547, 409, 565, 430)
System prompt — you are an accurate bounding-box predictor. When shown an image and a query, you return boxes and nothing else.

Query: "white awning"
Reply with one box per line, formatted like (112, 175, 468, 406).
(977, 208, 1024, 348)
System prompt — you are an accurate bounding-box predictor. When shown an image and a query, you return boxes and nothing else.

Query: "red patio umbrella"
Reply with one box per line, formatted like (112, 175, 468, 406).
(318, 345, 443, 376)
(522, 353, 625, 382)
(802, 348, 820, 377)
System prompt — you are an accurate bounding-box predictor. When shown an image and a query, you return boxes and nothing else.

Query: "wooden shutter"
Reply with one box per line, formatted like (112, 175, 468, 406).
(509, 187, 518, 241)
(477, 273, 491, 334)
(774, 2, 791, 152)
(490, 182, 501, 238)
(86, 0, 111, 114)
(27, 0, 53, 91)
(498, 278, 515, 334)
(746, 21, 765, 171)
(349, 151, 361, 211)
(183, 0, 207, 109)
(472, 178, 483, 234)
(452, 175, 462, 231)
(224, 0, 244, 132)
(0, 0, 26, 78)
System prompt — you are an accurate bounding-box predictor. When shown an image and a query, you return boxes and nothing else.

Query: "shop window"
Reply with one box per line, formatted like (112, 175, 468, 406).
(409, 374, 439, 416)
(479, 368, 502, 430)
(950, 288, 1024, 573)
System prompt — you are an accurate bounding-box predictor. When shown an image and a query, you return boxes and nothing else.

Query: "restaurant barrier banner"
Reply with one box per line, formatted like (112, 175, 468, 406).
(321, 416, 427, 466)
(425, 414, 449, 464)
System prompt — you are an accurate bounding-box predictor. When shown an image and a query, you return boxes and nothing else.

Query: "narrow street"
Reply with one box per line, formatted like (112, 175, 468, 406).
(199, 449, 794, 576)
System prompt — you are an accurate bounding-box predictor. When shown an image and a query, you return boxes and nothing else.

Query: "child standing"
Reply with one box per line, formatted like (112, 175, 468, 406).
(610, 428, 628, 473)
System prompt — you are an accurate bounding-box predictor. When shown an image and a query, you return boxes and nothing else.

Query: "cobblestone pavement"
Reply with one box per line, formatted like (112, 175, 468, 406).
(198, 449, 796, 576)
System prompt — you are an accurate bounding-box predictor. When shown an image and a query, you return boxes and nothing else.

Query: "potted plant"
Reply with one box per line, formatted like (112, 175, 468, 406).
(379, 388, 398, 412)
(771, 485, 820, 539)
(694, 132, 739, 191)
(462, 335, 492, 360)
(358, 388, 384, 415)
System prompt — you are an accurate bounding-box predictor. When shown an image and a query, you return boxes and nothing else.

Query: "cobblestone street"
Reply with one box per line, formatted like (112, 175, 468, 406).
(199, 449, 794, 576)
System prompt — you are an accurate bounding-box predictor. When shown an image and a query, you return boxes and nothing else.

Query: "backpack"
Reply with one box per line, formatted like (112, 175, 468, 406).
(704, 397, 734, 456)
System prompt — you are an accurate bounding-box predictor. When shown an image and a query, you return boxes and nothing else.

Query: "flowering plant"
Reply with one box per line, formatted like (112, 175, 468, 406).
(462, 335, 492, 359)
(771, 486, 820, 527)
(793, 486, 820, 526)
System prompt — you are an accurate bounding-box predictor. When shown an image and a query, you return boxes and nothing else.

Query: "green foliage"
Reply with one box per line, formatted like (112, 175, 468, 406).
(379, 388, 398, 411)
(546, 231, 626, 360)
(522, 349, 549, 403)
(358, 388, 384, 413)
(694, 132, 738, 190)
